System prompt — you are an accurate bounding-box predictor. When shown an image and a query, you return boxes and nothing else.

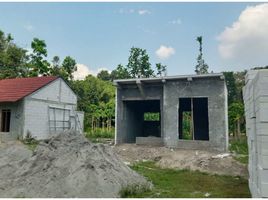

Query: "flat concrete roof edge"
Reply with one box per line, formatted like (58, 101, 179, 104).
(114, 73, 224, 85)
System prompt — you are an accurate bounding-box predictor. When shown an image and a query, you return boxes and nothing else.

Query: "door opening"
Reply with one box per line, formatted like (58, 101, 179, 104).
(1, 109, 11, 132)
(179, 98, 209, 141)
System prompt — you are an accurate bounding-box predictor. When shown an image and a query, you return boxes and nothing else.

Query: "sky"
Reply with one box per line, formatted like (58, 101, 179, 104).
(0, 2, 267, 79)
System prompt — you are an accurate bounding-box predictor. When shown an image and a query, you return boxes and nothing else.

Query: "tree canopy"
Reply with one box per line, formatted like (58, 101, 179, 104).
(0, 29, 77, 82)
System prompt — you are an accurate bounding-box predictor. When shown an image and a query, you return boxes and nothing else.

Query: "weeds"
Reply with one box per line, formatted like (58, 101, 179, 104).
(22, 131, 39, 151)
(229, 136, 248, 164)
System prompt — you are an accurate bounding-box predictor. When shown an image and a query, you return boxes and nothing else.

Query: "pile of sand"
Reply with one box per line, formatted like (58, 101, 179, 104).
(0, 132, 150, 198)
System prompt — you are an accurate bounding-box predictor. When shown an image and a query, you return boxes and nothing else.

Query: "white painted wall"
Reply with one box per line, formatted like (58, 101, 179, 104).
(23, 100, 76, 139)
(23, 78, 82, 139)
(30, 78, 77, 105)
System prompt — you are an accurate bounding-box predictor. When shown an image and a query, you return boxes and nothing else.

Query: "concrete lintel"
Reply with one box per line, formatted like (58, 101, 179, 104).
(136, 80, 145, 97)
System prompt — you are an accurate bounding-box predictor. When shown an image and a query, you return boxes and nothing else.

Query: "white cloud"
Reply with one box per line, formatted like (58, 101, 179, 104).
(118, 8, 151, 15)
(138, 9, 151, 15)
(155, 45, 175, 60)
(73, 64, 111, 80)
(118, 8, 135, 14)
(217, 3, 268, 67)
(97, 67, 111, 74)
(169, 18, 182, 25)
(24, 24, 34, 32)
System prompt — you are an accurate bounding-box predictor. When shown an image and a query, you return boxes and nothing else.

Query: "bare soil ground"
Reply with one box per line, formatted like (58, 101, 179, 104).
(0, 132, 150, 198)
(114, 144, 248, 178)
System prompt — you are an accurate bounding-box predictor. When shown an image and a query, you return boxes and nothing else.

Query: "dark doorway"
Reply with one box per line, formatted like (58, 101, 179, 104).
(124, 100, 161, 142)
(1, 109, 11, 132)
(193, 98, 209, 140)
(179, 98, 209, 141)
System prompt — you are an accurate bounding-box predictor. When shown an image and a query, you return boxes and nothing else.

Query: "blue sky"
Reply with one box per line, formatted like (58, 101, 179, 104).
(0, 2, 266, 78)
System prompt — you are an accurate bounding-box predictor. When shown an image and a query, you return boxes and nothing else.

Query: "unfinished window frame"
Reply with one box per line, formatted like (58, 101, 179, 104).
(48, 106, 71, 133)
(178, 97, 209, 141)
(1, 109, 11, 133)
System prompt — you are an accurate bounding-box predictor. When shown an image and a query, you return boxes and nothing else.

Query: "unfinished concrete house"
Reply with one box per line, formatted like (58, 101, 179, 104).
(0, 76, 84, 141)
(243, 69, 268, 197)
(114, 73, 228, 152)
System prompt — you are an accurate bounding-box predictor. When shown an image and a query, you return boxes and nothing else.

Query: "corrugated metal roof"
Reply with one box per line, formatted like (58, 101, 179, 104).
(0, 76, 58, 103)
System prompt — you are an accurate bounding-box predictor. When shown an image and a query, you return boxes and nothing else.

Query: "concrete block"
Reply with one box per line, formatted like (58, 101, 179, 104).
(136, 136, 164, 146)
(258, 155, 268, 169)
(256, 123, 268, 136)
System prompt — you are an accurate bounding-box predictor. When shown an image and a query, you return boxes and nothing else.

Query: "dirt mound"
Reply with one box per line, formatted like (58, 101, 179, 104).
(115, 144, 248, 178)
(0, 132, 150, 198)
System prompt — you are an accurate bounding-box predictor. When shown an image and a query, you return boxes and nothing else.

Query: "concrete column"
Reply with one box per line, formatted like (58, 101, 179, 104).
(162, 83, 179, 147)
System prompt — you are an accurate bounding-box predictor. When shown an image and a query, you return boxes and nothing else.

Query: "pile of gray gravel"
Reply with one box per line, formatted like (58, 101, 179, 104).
(0, 131, 150, 198)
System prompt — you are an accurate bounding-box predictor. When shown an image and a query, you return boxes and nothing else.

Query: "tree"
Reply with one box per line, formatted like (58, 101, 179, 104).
(61, 56, 77, 81)
(52, 56, 60, 68)
(156, 63, 167, 77)
(127, 47, 154, 78)
(223, 71, 237, 104)
(233, 71, 246, 102)
(228, 102, 244, 139)
(71, 75, 115, 131)
(195, 36, 209, 74)
(97, 70, 111, 81)
(50, 55, 77, 81)
(110, 64, 130, 80)
(0, 30, 28, 79)
(29, 38, 50, 76)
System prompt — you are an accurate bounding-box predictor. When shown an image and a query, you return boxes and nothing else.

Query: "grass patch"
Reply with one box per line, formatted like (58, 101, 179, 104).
(229, 136, 248, 155)
(126, 161, 250, 198)
(233, 155, 248, 164)
(229, 136, 248, 164)
(85, 128, 114, 139)
(120, 184, 151, 198)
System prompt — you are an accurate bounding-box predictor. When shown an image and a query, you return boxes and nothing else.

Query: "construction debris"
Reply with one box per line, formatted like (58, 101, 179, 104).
(115, 144, 248, 178)
(0, 131, 150, 198)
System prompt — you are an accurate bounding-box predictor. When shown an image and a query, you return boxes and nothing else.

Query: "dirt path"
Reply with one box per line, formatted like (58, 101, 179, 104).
(114, 144, 248, 178)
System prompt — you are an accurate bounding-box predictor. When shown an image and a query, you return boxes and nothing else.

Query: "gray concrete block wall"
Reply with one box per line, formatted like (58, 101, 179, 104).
(243, 69, 268, 197)
(163, 78, 228, 152)
(115, 75, 228, 152)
